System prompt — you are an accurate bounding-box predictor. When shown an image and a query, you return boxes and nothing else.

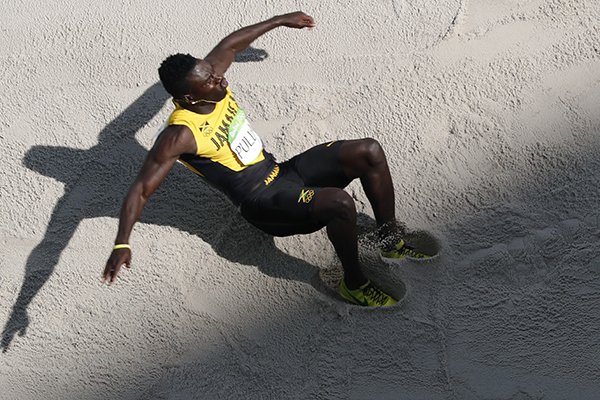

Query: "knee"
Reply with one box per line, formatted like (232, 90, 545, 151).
(332, 190, 356, 220)
(358, 138, 386, 166)
(313, 189, 356, 222)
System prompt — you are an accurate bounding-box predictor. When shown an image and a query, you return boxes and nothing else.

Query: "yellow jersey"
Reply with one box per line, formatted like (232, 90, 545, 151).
(165, 88, 276, 205)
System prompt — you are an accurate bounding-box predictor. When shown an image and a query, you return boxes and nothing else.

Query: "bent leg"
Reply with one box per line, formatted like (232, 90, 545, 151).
(287, 139, 401, 237)
(311, 188, 367, 289)
(242, 183, 368, 289)
(337, 139, 403, 238)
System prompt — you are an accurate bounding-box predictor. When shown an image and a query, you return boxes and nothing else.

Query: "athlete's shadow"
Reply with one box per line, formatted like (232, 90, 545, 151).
(234, 46, 269, 62)
(2, 78, 324, 352)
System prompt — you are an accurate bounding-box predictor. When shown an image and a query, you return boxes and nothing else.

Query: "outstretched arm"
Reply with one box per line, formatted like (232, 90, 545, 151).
(102, 125, 197, 285)
(206, 11, 315, 75)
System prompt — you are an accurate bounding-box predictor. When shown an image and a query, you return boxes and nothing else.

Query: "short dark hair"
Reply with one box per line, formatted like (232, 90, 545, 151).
(158, 53, 197, 97)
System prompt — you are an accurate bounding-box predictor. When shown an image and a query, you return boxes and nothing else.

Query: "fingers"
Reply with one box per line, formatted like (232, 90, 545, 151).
(108, 264, 121, 286)
(102, 250, 131, 285)
(298, 14, 315, 28)
(101, 262, 121, 286)
(281, 11, 315, 28)
(303, 15, 316, 27)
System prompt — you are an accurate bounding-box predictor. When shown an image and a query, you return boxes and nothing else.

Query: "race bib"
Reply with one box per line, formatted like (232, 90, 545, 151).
(227, 109, 263, 165)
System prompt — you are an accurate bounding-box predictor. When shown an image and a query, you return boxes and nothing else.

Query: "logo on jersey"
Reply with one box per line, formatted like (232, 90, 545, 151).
(264, 165, 280, 185)
(200, 122, 213, 137)
(297, 189, 315, 204)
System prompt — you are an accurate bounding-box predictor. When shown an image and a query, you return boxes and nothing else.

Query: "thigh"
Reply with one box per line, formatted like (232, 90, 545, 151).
(240, 179, 326, 237)
(284, 140, 353, 188)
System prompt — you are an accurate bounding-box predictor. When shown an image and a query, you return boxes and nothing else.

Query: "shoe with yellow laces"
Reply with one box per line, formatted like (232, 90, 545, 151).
(339, 279, 397, 307)
(381, 238, 435, 261)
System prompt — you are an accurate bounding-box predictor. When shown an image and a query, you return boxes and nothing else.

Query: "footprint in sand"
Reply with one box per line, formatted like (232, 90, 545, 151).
(311, 229, 442, 310)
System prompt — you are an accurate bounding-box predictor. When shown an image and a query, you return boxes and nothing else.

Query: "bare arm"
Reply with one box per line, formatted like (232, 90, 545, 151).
(102, 125, 196, 285)
(205, 11, 315, 76)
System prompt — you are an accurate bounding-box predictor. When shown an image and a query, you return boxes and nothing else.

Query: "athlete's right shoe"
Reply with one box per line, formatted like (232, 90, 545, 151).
(339, 280, 397, 307)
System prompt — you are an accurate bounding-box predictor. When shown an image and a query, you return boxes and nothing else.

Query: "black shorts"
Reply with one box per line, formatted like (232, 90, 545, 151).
(240, 141, 352, 236)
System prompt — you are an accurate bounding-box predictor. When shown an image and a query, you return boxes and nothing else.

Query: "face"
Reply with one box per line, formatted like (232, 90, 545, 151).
(183, 59, 228, 104)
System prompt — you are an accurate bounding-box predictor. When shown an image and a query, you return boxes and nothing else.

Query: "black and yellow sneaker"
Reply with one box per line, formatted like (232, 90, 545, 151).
(339, 280, 397, 307)
(381, 239, 434, 261)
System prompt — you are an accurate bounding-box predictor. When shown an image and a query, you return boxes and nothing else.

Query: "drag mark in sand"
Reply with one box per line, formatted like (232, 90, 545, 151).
(439, 0, 466, 42)
(391, 0, 402, 19)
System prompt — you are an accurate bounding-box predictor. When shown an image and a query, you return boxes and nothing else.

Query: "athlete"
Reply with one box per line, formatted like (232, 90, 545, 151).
(102, 12, 428, 307)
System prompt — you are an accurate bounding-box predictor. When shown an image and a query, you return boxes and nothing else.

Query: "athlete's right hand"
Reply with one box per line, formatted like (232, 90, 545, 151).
(102, 248, 131, 285)
(276, 11, 315, 29)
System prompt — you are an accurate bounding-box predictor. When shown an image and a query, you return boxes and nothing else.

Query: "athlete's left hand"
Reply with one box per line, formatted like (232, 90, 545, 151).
(276, 11, 315, 29)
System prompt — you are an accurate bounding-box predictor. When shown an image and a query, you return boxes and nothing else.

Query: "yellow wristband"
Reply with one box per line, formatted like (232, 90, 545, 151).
(113, 244, 131, 250)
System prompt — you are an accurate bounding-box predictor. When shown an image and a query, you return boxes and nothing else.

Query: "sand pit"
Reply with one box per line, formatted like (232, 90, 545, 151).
(1, 0, 600, 399)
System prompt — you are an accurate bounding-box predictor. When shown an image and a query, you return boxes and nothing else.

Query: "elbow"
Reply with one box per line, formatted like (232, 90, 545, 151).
(126, 182, 149, 206)
(140, 184, 153, 204)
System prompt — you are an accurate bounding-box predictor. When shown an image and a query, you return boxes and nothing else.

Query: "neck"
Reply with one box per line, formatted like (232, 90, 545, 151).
(178, 100, 217, 115)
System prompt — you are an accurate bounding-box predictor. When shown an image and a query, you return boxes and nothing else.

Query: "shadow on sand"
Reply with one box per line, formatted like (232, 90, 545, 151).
(1, 55, 344, 351)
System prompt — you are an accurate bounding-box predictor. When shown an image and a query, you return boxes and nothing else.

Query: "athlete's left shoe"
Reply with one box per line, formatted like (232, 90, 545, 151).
(381, 239, 433, 261)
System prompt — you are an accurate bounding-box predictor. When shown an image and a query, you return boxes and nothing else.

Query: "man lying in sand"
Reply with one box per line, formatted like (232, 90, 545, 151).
(102, 11, 430, 307)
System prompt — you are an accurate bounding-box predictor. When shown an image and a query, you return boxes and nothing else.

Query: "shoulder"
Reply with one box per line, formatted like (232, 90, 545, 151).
(168, 105, 199, 127)
(153, 124, 197, 157)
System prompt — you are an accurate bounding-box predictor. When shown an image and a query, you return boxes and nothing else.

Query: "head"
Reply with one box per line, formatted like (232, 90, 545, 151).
(158, 53, 228, 106)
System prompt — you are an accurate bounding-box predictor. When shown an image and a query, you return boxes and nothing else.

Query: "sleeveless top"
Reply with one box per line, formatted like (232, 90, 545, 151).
(164, 87, 277, 205)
